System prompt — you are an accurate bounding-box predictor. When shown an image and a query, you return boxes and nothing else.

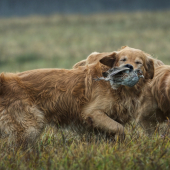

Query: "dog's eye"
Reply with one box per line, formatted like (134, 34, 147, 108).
(135, 61, 142, 64)
(120, 58, 126, 62)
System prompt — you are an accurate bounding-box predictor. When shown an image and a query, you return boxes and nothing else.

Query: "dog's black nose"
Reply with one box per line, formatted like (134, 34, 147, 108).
(124, 64, 133, 71)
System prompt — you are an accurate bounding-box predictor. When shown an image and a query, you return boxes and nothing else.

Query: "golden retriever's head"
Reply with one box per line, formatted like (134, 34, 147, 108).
(99, 46, 154, 80)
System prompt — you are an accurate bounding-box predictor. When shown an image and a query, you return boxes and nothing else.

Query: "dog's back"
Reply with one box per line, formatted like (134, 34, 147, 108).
(0, 66, 95, 147)
(1, 68, 93, 118)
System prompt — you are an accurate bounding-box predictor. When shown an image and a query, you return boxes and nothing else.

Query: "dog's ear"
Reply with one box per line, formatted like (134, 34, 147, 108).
(99, 52, 117, 68)
(145, 58, 155, 79)
(145, 53, 164, 68)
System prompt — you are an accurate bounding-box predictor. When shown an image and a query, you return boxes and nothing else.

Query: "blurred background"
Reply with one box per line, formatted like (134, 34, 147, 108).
(0, 0, 170, 72)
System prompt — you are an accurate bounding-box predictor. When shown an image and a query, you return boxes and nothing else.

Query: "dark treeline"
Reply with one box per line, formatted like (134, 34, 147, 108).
(0, 0, 170, 17)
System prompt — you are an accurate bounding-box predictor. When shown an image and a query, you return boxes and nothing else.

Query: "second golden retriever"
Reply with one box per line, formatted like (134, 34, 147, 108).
(135, 65, 170, 135)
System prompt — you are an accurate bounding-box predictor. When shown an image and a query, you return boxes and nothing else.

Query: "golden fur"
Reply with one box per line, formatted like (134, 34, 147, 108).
(134, 65, 170, 134)
(73, 46, 166, 135)
(0, 47, 154, 147)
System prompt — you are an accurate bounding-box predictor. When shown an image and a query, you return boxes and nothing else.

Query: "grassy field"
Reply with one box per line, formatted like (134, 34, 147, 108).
(0, 11, 170, 73)
(0, 11, 170, 169)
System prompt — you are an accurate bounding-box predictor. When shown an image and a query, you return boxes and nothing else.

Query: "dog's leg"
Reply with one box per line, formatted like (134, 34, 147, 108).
(134, 95, 159, 135)
(135, 106, 158, 135)
(0, 104, 45, 149)
(0, 109, 22, 147)
(83, 110, 125, 141)
(17, 106, 46, 148)
(139, 118, 157, 135)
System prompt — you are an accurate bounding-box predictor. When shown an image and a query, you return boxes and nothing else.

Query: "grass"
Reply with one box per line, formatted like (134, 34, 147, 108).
(1, 124, 170, 170)
(0, 11, 170, 169)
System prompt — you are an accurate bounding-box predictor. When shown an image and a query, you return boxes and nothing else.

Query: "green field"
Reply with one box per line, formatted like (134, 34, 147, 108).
(0, 11, 170, 169)
(0, 11, 170, 73)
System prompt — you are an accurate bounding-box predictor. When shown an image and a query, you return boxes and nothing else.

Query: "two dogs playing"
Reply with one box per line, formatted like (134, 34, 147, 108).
(0, 46, 168, 147)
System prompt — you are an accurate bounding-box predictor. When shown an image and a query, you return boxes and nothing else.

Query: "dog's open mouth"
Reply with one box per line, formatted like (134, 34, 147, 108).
(95, 64, 144, 89)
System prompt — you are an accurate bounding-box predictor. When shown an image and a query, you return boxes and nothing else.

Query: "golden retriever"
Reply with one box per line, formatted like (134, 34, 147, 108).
(0, 46, 154, 147)
(73, 46, 166, 135)
(134, 64, 170, 135)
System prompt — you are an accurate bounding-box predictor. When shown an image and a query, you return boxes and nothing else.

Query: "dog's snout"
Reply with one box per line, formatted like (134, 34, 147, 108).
(124, 64, 133, 71)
